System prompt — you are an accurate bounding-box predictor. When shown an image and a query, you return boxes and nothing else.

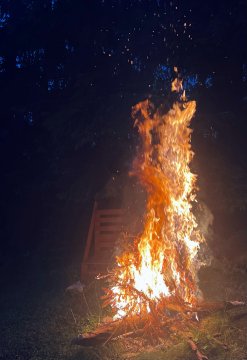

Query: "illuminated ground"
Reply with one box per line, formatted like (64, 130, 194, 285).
(0, 249, 246, 360)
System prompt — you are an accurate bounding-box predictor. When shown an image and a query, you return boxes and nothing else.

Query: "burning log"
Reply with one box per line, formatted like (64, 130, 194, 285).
(71, 316, 146, 346)
(195, 300, 246, 314)
(71, 320, 120, 346)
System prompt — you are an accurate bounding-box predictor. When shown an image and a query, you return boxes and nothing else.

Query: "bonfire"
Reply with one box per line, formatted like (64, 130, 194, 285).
(108, 78, 203, 320)
(73, 71, 246, 358)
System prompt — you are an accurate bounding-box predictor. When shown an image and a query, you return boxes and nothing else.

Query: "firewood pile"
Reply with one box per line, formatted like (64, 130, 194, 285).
(71, 298, 246, 360)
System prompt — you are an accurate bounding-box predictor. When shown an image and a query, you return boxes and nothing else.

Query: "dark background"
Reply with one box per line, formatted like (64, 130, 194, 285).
(0, 0, 247, 269)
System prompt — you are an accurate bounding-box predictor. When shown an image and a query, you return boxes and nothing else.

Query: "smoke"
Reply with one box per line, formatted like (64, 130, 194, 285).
(196, 201, 214, 239)
(195, 201, 214, 266)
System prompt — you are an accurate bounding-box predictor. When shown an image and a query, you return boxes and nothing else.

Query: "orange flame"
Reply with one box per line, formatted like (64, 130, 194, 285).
(110, 84, 204, 318)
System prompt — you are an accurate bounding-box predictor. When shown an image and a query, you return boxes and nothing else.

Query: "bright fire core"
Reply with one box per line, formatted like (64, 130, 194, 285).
(109, 86, 204, 319)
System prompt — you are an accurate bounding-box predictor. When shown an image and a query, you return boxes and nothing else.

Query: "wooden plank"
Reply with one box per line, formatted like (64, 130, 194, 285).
(82, 201, 97, 262)
(87, 261, 111, 273)
(95, 236, 117, 244)
(95, 247, 114, 253)
(94, 233, 119, 240)
(95, 216, 125, 224)
(95, 243, 116, 250)
(81, 201, 98, 278)
(84, 260, 111, 265)
(95, 225, 124, 232)
(95, 220, 124, 226)
(94, 243, 115, 249)
(95, 231, 120, 237)
(96, 209, 124, 216)
(81, 205, 126, 279)
(94, 247, 115, 254)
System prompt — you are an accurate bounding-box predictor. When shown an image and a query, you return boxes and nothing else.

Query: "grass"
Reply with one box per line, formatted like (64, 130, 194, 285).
(134, 306, 247, 360)
(0, 250, 247, 360)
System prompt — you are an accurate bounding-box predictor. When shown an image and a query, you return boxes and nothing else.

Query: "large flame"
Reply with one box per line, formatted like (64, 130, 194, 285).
(109, 83, 204, 319)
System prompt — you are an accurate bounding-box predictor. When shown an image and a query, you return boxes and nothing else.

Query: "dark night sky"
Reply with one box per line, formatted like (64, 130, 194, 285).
(0, 0, 247, 258)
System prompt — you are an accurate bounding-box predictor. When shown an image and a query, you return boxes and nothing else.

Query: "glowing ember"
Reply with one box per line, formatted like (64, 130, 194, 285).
(107, 76, 204, 319)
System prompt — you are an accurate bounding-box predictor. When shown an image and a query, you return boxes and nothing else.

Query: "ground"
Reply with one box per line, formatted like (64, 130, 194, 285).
(0, 248, 247, 360)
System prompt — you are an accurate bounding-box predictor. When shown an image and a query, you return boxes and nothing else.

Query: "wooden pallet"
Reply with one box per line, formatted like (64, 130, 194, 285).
(81, 201, 125, 279)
